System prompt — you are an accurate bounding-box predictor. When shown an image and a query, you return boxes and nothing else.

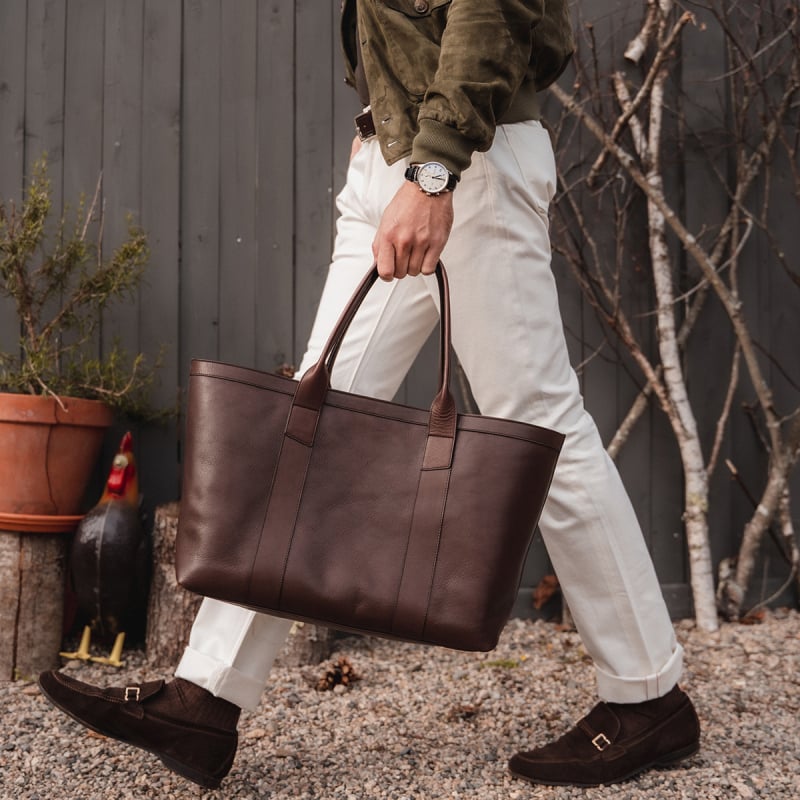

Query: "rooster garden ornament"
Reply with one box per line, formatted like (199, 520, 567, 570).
(60, 432, 151, 667)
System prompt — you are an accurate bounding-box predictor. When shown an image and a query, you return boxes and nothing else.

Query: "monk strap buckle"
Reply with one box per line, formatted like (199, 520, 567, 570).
(592, 732, 611, 751)
(124, 686, 141, 702)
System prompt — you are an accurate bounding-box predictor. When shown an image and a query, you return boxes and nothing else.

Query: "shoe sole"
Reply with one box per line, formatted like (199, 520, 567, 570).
(508, 741, 701, 788)
(37, 677, 224, 790)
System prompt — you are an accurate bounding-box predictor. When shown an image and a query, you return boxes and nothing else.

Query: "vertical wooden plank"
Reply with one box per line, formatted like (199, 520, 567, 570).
(255, 0, 295, 372)
(615, 219, 656, 559)
(0, 2, 27, 201)
(180, 0, 221, 378)
(101, 0, 144, 351)
(574, 0, 632, 458)
(218, 0, 258, 365)
(63, 0, 105, 212)
(3, 0, 66, 397)
(23, 0, 66, 197)
(749, 1, 800, 590)
(764, 141, 800, 564)
(0, 2, 27, 356)
(765, 182, 800, 418)
(21, 0, 67, 339)
(57, 0, 108, 508)
(332, 3, 357, 209)
(293, 0, 334, 362)
(402, 332, 438, 408)
(97, 0, 145, 496)
(138, 0, 182, 507)
(730, 207, 770, 598)
(738, 155, 800, 595)
(648, 400, 687, 592)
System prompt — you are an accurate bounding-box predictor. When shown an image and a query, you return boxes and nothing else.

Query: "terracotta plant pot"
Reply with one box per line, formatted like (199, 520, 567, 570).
(0, 392, 114, 517)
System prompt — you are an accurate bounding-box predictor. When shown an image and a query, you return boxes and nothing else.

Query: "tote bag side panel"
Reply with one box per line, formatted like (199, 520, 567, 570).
(176, 370, 295, 600)
(424, 428, 562, 650)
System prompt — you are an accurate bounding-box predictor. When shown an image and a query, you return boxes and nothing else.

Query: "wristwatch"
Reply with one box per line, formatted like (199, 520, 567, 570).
(404, 161, 458, 195)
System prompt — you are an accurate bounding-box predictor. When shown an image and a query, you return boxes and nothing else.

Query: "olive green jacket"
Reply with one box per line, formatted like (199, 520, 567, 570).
(341, 0, 574, 178)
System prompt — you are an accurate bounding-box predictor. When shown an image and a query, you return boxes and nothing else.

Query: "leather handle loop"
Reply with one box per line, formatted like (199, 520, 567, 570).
(289, 264, 457, 458)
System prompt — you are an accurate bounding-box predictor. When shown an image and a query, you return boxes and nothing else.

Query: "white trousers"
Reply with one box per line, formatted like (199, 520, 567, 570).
(176, 122, 683, 710)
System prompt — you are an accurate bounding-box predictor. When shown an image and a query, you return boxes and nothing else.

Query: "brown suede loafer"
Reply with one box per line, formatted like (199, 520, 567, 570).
(509, 685, 700, 787)
(38, 671, 240, 789)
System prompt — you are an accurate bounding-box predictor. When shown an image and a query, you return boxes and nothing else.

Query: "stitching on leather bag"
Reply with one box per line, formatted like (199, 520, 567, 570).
(244, 432, 288, 606)
(323, 395, 564, 450)
(389, 449, 427, 633)
(420, 465, 452, 637)
(195, 371, 296, 397)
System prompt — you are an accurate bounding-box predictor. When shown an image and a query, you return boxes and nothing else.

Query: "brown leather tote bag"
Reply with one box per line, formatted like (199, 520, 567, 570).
(176, 263, 564, 651)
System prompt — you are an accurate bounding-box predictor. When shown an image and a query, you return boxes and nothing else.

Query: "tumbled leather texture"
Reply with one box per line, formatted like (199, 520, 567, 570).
(508, 686, 701, 786)
(177, 264, 565, 651)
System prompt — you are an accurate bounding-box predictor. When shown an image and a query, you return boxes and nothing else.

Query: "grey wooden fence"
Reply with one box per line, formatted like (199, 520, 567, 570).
(1, 0, 797, 620)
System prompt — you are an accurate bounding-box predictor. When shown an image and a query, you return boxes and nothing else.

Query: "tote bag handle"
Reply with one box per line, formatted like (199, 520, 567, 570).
(289, 263, 457, 468)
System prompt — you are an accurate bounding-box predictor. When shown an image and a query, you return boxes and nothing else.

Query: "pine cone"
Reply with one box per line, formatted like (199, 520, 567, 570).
(316, 656, 359, 691)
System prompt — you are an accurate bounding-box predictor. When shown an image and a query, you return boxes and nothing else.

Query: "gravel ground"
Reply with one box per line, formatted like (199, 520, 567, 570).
(2, 608, 799, 800)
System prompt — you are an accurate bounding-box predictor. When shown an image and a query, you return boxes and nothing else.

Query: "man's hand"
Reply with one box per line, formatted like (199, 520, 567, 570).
(372, 180, 454, 281)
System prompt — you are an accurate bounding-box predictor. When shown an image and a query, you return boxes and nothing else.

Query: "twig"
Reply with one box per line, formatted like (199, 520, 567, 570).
(34, 376, 68, 411)
(707, 347, 740, 478)
(669, 218, 754, 306)
(80, 172, 103, 242)
(624, 0, 660, 64)
(741, 489, 799, 618)
(589, 10, 694, 184)
(607, 377, 655, 460)
(550, 79, 793, 450)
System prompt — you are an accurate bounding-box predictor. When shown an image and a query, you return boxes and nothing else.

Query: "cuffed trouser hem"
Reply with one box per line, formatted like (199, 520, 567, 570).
(595, 643, 685, 704)
(175, 647, 267, 711)
(174, 599, 294, 710)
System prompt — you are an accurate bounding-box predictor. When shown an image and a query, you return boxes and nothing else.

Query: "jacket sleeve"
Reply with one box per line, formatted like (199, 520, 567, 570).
(411, 0, 545, 177)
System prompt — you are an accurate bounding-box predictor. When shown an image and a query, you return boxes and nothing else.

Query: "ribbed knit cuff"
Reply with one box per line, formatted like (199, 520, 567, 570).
(410, 117, 473, 179)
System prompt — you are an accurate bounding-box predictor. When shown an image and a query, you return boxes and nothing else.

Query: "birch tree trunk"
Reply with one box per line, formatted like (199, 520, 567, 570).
(549, 0, 799, 624)
(638, 62, 717, 631)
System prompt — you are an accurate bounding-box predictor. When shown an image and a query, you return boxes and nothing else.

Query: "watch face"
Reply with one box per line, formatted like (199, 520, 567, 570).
(417, 162, 450, 194)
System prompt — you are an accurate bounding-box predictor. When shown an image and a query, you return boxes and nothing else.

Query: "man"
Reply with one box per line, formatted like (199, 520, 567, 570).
(39, 0, 700, 790)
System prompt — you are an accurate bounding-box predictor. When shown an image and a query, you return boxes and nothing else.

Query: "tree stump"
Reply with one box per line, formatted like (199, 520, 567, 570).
(0, 530, 68, 681)
(145, 502, 202, 666)
(276, 622, 337, 668)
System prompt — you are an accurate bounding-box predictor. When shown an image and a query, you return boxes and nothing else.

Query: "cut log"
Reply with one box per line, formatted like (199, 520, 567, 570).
(0, 530, 68, 681)
(277, 622, 337, 668)
(145, 502, 202, 666)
